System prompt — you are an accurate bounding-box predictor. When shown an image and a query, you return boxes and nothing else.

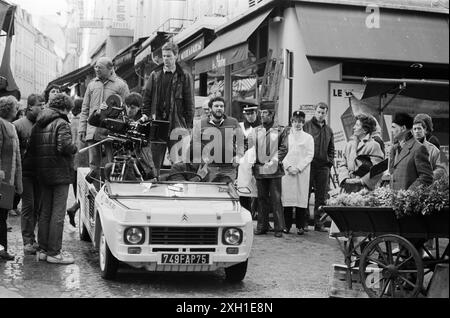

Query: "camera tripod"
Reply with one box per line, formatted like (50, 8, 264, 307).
(108, 154, 144, 182)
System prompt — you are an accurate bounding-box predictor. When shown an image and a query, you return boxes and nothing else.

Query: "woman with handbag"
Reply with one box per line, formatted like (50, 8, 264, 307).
(0, 96, 23, 261)
(338, 114, 385, 194)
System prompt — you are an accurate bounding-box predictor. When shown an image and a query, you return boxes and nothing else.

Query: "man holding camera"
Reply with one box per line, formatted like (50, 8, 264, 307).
(79, 57, 130, 172)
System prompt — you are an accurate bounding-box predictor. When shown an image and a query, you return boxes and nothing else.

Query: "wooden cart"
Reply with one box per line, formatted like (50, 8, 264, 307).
(320, 206, 449, 298)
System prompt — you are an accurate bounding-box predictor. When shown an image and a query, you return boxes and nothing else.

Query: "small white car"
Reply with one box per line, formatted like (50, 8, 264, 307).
(77, 168, 254, 281)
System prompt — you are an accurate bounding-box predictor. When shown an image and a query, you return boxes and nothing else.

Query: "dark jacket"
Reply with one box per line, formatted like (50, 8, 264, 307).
(142, 64, 194, 131)
(29, 108, 78, 186)
(389, 131, 433, 191)
(252, 123, 288, 179)
(13, 115, 35, 178)
(426, 132, 441, 150)
(199, 115, 244, 166)
(304, 117, 335, 168)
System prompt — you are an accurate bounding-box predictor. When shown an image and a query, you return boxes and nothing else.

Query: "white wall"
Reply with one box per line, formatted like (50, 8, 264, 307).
(271, 6, 341, 125)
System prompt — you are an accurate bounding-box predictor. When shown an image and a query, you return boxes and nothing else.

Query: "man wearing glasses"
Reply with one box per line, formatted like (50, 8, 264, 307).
(13, 94, 45, 255)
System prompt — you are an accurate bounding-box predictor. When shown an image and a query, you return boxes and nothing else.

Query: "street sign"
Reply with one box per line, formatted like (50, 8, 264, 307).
(79, 20, 104, 29)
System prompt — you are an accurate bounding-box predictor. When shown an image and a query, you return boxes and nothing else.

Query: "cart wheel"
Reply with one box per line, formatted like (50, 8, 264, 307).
(359, 234, 424, 298)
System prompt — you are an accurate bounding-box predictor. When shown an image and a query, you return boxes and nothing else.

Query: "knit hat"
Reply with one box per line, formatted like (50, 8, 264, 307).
(260, 101, 275, 112)
(392, 112, 413, 130)
(414, 113, 434, 133)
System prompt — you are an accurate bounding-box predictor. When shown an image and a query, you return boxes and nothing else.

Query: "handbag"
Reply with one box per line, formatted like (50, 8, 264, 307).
(0, 181, 15, 210)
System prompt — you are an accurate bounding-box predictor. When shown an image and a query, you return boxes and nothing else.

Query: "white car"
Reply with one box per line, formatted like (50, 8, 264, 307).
(77, 168, 254, 281)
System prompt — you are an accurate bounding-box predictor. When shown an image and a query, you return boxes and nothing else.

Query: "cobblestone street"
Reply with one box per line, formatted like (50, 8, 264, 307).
(0, 190, 342, 298)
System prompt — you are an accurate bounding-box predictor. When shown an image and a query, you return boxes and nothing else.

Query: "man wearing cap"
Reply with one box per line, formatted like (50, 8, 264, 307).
(79, 57, 130, 172)
(200, 96, 243, 183)
(251, 101, 288, 238)
(13, 94, 45, 255)
(390, 112, 433, 191)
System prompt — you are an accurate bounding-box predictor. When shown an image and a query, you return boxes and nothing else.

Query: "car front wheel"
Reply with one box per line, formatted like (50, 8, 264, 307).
(99, 227, 119, 280)
(225, 260, 248, 283)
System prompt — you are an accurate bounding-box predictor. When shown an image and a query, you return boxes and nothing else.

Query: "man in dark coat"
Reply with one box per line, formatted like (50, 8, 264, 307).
(252, 101, 288, 238)
(304, 102, 335, 232)
(13, 93, 45, 255)
(141, 42, 194, 176)
(28, 94, 77, 265)
(389, 112, 433, 191)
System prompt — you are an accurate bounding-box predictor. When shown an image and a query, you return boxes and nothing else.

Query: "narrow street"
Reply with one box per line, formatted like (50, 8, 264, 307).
(0, 190, 342, 298)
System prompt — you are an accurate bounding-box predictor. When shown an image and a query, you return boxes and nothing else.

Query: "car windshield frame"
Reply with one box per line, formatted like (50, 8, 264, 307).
(105, 181, 240, 201)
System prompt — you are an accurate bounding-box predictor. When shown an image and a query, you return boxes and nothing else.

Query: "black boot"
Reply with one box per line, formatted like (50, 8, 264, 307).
(67, 202, 80, 227)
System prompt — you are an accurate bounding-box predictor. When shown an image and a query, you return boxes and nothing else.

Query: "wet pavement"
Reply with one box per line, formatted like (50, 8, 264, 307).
(1, 189, 342, 298)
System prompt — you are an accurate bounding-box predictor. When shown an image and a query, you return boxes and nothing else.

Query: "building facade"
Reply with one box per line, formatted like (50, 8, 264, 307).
(0, 6, 59, 103)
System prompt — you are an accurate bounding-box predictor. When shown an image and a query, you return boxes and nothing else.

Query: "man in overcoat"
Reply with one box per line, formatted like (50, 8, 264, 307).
(389, 112, 433, 191)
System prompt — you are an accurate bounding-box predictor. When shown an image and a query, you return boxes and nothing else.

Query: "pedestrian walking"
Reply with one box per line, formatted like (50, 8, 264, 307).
(13, 93, 45, 255)
(0, 95, 23, 261)
(304, 103, 335, 232)
(79, 57, 130, 173)
(252, 101, 288, 238)
(389, 112, 433, 191)
(28, 94, 78, 264)
(338, 114, 385, 193)
(281, 111, 314, 235)
(141, 42, 194, 176)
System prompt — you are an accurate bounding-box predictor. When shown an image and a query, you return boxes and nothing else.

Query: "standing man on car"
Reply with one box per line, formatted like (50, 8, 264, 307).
(79, 57, 130, 173)
(304, 102, 335, 232)
(141, 42, 194, 176)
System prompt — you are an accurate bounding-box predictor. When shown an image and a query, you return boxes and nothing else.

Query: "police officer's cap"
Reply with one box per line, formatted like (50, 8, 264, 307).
(292, 111, 306, 119)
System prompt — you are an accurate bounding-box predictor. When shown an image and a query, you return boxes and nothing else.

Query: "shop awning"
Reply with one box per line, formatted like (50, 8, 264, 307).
(113, 37, 148, 68)
(48, 64, 93, 87)
(352, 78, 449, 102)
(193, 9, 272, 74)
(296, 3, 449, 72)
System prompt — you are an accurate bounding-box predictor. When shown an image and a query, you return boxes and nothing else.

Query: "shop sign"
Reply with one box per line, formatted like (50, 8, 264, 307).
(179, 37, 205, 62)
(79, 20, 104, 29)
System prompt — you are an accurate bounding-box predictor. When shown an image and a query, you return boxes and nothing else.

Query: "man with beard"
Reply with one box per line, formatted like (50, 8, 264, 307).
(200, 96, 243, 183)
(13, 94, 45, 255)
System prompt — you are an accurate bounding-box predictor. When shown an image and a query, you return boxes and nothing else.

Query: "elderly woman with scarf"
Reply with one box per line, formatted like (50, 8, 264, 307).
(338, 114, 385, 193)
(0, 96, 23, 261)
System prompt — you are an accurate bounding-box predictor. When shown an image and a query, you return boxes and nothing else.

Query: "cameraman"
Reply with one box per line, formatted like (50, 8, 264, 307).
(101, 92, 156, 181)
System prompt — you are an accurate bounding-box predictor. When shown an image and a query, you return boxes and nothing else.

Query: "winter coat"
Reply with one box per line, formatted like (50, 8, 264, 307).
(0, 118, 22, 194)
(29, 108, 78, 186)
(422, 140, 447, 179)
(338, 134, 385, 191)
(13, 115, 34, 178)
(142, 64, 194, 131)
(389, 132, 433, 191)
(250, 123, 288, 179)
(304, 116, 335, 168)
(79, 74, 130, 141)
(281, 128, 314, 208)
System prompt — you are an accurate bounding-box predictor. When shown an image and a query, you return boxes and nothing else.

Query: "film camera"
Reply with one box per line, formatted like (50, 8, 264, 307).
(82, 94, 170, 182)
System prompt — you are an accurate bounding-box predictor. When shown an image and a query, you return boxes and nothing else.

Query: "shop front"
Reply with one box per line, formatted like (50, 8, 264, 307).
(193, 0, 449, 182)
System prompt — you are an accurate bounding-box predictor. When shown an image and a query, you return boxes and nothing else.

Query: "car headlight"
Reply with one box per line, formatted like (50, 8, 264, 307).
(222, 228, 243, 245)
(124, 227, 145, 245)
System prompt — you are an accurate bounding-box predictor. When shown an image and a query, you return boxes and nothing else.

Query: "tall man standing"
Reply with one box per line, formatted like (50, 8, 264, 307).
(141, 42, 194, 176)
(252, 101, 288, 238)
(390, 112, 433, 191)
(304, 102, 335, 232)
(13, 94, 45, 255)
(79, 57, 130, 172)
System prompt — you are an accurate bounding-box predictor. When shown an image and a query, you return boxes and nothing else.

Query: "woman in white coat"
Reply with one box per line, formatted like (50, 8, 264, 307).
(281, 111, 314, 235)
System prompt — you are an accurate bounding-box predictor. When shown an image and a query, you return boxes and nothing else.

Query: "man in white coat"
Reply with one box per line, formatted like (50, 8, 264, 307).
(281, 111, 314, 235)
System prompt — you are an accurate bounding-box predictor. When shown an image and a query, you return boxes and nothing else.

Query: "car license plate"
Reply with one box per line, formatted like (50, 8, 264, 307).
(161, 254, 209, 265)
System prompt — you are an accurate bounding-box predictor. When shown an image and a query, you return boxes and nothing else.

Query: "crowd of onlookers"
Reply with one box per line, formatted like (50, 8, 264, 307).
(0, 40, 447, 266)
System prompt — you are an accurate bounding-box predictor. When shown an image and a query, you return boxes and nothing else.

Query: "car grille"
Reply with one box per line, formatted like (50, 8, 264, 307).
(149, 227, 218, 245)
